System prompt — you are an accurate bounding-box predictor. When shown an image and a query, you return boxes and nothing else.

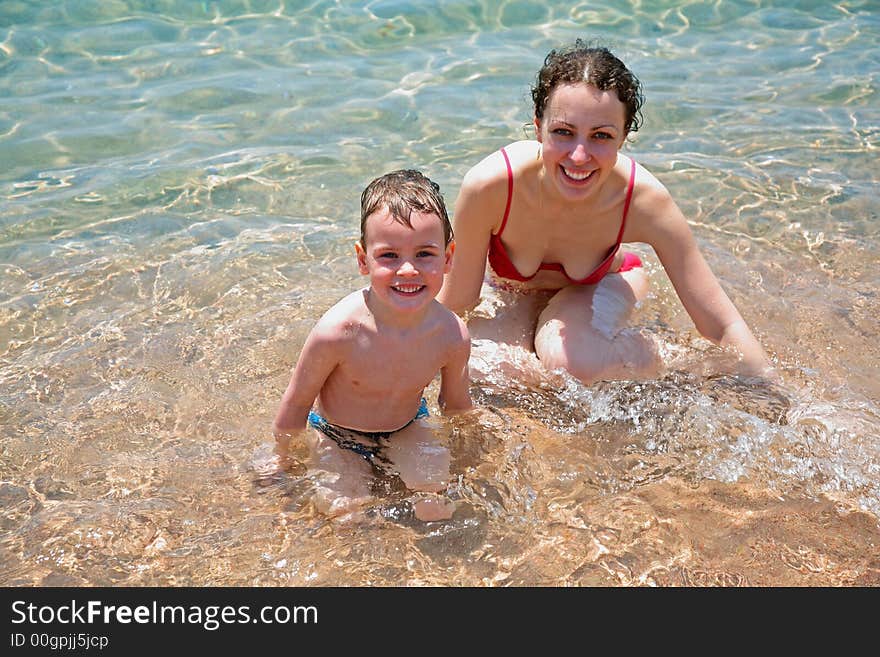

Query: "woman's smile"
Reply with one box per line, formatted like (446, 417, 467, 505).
(560, 165, 595, 183)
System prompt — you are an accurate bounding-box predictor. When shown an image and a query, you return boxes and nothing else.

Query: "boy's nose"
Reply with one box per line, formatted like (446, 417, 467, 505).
(397, 260, 418, 275)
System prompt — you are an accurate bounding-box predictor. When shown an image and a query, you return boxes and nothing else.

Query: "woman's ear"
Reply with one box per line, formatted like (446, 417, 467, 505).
(534, 117, 542, 143)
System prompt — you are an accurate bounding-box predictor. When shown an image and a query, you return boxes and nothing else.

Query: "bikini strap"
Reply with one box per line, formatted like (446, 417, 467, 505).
(497, 147, 514, 236)
(614, 157, 637, 246)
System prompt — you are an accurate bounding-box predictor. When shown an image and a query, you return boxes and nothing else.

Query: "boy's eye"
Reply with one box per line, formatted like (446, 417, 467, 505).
(378, 252, 398, 259)
(417, 250, 436, 258)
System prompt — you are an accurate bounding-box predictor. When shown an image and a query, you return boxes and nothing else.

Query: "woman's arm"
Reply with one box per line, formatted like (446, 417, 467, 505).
(437, 155, 505, 314)
(637, 185, 773, 376)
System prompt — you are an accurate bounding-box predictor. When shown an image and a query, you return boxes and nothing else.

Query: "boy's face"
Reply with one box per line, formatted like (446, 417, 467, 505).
(355, 207, 453, 315)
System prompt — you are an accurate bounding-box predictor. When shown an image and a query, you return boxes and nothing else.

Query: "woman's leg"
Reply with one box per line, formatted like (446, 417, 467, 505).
(464, 284, 552, 385)
(533, 267, 659, 384)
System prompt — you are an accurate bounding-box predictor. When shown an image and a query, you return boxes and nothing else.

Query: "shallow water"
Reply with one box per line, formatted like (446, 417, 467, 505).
(1, 1, 879, 586)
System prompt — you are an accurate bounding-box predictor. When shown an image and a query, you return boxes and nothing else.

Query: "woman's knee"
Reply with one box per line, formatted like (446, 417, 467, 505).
(538, 347, 648, 385)
(535, 323, 660, 384)
(534, 324, 609, 383)
(619, 265, 649, 302)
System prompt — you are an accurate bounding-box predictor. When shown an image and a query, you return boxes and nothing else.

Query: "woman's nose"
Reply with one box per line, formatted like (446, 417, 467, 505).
(570, 142, 589, 164)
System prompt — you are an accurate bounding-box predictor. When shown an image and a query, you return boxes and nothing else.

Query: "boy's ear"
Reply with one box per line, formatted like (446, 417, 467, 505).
(444, 240, 455, 273)
(355, 241, 369, 275)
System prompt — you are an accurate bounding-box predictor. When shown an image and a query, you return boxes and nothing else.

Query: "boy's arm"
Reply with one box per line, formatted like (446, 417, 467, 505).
(272, 327, 342, 470)
(273, 326, 341, 439)
(437, 320, 473, 414)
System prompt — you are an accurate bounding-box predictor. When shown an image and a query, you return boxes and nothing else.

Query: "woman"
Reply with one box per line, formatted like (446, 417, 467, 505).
(438, 40, 772, 385)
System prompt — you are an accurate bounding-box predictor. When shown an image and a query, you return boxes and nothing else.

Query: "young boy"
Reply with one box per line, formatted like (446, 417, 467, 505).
(272, 169, 472, 521)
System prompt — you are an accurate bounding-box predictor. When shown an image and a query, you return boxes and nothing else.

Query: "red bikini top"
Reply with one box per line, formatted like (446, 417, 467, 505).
(487, 147, 637, 285)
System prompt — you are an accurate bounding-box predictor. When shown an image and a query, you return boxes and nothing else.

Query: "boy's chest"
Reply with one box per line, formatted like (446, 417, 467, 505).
(342, 331, 446, 392)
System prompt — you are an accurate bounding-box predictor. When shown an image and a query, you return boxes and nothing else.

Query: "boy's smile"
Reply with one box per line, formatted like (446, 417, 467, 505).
(355, 207, 453, 320)
(391, 283, 426, 295)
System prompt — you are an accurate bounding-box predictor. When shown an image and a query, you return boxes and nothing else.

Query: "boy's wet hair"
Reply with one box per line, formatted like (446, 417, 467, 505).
(531, 38, 644, 136)
(360, 169, 453, 246)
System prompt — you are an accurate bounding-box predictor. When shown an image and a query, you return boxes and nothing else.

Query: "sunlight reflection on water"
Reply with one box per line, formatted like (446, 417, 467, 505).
(1, 0, 879, 586)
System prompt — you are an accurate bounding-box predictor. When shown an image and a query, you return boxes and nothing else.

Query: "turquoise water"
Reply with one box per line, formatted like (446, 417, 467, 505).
(1, 1, 879, 586)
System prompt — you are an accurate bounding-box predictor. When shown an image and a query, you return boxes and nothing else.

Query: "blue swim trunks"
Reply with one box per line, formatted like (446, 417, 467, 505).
(307, 398, 429, 468)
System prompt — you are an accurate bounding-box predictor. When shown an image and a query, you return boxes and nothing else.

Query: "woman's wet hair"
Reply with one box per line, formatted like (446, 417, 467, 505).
(360, 169, 453, 246)
(531, 39, 644, 135)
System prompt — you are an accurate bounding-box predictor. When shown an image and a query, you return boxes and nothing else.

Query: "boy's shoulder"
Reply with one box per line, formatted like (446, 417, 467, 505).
(427, 299, 470, 343)
(427, 301, 470, 366)
(311, 289, 371, 338)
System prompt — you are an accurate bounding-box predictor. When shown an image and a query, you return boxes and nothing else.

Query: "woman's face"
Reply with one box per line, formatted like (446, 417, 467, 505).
(535, 82, 627, 201)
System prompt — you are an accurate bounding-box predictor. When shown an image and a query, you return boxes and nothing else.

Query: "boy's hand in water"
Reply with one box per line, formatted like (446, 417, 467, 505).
(251, 443, 285, 487)
(251, 443, 283, 486)
(252, 430, 307, 486)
